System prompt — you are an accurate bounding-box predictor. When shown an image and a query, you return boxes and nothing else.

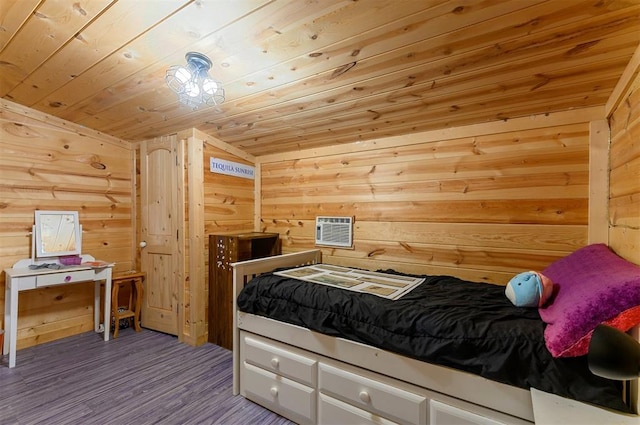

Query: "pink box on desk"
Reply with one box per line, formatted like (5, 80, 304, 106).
(59, 255, 82, 265)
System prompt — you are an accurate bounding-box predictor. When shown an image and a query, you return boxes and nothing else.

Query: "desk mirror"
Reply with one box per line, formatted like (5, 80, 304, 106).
(34, 210, 82, 258)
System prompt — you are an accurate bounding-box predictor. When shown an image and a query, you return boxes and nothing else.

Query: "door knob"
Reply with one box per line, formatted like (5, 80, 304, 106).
(139, 241, 147, 248)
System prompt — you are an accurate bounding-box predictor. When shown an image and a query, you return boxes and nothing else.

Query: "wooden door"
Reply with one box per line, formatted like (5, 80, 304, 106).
(139, 136, 181, 336)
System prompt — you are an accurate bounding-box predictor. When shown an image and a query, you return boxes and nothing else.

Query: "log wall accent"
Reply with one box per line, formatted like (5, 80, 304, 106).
(257, 109, 604, 284)
(0, 99, 134, 350)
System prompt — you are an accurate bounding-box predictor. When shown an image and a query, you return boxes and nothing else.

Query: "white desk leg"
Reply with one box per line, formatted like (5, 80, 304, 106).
(3, 281, 10, 359)
(103, 269, 111, 342)
(94, 280, 100, 333)
(7, 282, 18, 368)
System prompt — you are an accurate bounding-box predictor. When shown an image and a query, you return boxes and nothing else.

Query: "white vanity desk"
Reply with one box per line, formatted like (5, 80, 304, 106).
(3, 255, 113, 368)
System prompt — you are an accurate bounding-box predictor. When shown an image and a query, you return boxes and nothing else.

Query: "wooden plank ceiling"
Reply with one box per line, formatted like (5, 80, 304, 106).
(1, 0, 639, 156)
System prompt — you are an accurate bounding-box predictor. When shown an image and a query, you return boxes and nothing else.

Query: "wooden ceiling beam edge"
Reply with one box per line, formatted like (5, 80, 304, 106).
(187, 128, 255, 164)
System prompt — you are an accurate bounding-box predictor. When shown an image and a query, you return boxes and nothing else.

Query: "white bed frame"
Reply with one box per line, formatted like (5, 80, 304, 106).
(231, 250, 636, 425)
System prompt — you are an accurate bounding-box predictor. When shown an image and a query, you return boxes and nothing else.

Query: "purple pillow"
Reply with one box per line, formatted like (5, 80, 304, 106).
(538, 243, 640, 357)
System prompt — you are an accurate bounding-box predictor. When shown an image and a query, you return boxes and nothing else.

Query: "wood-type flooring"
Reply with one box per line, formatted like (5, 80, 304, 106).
(0, 328, 293, 425)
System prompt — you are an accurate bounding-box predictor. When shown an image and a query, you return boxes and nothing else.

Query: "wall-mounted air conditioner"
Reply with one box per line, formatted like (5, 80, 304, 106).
(315, 216, 353, 248)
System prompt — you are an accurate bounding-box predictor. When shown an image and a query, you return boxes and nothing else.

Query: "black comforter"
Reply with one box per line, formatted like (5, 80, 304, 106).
(237, 270, 628, 412)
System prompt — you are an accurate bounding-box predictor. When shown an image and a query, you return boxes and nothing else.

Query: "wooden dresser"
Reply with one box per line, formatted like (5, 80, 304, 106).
(208, 232, 280, 349)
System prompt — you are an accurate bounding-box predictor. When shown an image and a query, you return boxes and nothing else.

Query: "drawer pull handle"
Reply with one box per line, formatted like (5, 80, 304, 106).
(270, 387, 278, 398)
(359, 391, 371, 403)
(270, 358, 279, 368)
(64, 275, 72, 282)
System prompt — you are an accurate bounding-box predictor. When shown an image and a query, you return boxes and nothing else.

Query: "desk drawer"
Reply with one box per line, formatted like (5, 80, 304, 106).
(319, 362, 427, 425)
(36, 269, 95, 287)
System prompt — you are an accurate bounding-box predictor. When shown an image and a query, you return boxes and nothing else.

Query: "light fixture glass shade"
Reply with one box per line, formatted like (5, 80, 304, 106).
(165, 52, 224, 109)
(588, 324, 640, 380)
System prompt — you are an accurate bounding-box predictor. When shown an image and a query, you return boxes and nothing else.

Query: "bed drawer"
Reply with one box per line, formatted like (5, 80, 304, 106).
(319, 362, 427, 425)
(242, 334, 317, 387)
(242, 362, 316, 425)
(430, 399, 510, 425)
(319, 393, 399, 425)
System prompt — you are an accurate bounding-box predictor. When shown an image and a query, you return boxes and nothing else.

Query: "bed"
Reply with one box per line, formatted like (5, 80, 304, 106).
(231, 248, 639, 425)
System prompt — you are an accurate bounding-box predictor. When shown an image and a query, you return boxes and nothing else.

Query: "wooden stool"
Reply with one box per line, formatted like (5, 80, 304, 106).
(111, 272, 145, 338)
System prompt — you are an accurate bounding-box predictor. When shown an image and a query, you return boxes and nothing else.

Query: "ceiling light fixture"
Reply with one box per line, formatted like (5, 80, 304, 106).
(165, 52, 224, 109)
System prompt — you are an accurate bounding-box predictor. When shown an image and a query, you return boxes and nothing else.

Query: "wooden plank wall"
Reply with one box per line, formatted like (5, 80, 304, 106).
(607, 53, 640, 415)
(258, 109, 605, 284)
(608, 71, 640, 265)
(0, 99, 134, 350)
(199, 130, 255, 339)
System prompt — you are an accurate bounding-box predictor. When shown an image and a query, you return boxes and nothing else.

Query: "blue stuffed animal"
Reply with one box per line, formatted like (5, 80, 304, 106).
(505, 271, 553, 307)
